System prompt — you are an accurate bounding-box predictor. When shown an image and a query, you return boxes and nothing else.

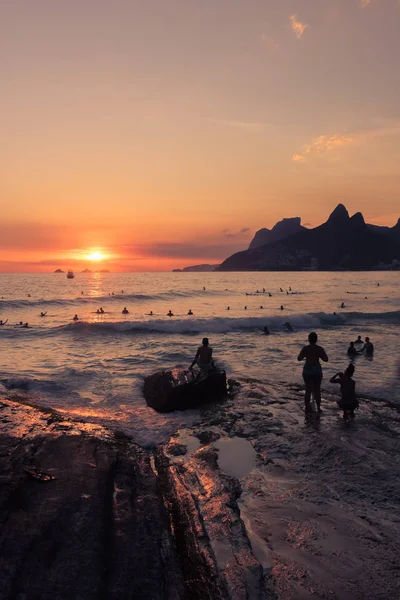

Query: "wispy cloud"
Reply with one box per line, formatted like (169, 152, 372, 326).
(290, 15, 309, 39)
(293, 134, 353, 162)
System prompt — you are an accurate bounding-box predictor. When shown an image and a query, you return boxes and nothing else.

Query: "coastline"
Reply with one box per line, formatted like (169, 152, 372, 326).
(1, 380, 400, 599)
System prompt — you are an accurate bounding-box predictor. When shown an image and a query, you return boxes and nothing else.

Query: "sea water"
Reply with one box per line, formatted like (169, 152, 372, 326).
(0, 271, 399, 446)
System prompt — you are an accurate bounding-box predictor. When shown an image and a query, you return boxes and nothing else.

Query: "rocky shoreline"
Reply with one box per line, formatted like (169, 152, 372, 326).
(1, 380, 400, 599)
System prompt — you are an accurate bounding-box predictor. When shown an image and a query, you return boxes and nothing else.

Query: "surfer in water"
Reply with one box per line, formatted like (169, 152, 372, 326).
(341, 302, 345, 308)
(284, 321, 294, 332)
(0, 319, 8, 326)
(187, 310, 193, 315)
(40, 312, 47, 317)
(280, 305, 284, 311)
(148, 311, 154, 316)
(226, 306, 230, 310)
(330, 364, 358, 420)
(190, 338, 214, 374)
(167, 310, 174, 317)
(73, 314, 79, 321)
(354, 335, 363, 346)
(298, 332, 329, 413)
(122, 307, 129, 314)
(363, 337, 374, 356)
(347, 342, 358, 357)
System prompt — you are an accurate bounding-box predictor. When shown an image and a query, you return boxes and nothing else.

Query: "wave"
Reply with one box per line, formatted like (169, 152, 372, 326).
(0, 289, 226, 310)
(1, 310, 399, 339)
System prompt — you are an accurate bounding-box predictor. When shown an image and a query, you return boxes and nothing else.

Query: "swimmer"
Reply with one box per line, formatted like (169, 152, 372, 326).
(377, 282, 380, 287)
(280, 305, 284, 311)
(333, 312, 337, 316)
(280, 288, 283, 292)
(147, 311, 154, 316)
(341, 302, 345, 308)
(122, 307, 129, 314)
(354, 335, 363, 346)
(263, 288, 266, 293)
(284, 321, 294, 332)
(40, 312, 47, 317)
(0, 319, 8, 326)
(244, 306, 247, 310)
(363, 337, 374, 356)
(27, 294, 31, 298)
(22, 322, 29, 328)
(203, 287, 206, 291)
(73, 314, 79, 321)
(81, 291, 84, 295)
(167, 310, 174, 317)
(260, 305, 263, 309)
(226, 306, 230, 310)
(269, 293, 272, 297)
(330, 363, 358, 420)
(257, 325, 270, 335)
(100, 307, 105, 313)
(289, 287, 292, 291)
(96, 309, 101, 314)
(112, 292, 115, 296)
(347, 342, 358, 357)
(121, 290, 124, 293)
(188, 310, 194, 315)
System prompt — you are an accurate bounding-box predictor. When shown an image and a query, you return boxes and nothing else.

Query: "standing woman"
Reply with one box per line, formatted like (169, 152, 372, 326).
(298, 332, 329, 413)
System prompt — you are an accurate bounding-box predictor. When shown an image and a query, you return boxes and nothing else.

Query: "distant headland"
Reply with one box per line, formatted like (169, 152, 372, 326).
(218, 204, 400, 271)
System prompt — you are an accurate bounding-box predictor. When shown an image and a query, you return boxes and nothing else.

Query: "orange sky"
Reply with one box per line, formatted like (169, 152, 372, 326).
(1, 0, 400, 271)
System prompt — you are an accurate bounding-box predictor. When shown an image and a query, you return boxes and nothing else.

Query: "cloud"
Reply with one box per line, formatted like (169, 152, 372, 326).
(127, 242, 246, 260)
(292, 134, 353, 162)
(360, 0, 371, 7)
(290, 15, 309, 39)
(222, 228, 251, 238)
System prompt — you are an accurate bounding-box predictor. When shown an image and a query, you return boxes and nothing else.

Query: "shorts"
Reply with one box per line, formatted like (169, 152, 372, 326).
(303, 364, 322, 383)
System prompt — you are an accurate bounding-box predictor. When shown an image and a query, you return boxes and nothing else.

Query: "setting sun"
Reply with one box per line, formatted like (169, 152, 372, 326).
(86, 251, 105, 261)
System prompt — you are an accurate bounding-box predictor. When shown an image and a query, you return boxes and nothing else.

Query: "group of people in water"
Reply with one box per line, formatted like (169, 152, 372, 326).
(190, 329, 373, 422)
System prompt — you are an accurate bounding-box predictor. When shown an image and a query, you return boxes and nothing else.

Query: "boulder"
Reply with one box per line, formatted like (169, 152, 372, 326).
(144, 367, 227, 413)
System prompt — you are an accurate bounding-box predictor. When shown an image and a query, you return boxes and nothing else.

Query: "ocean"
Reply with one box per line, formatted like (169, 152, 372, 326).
(0, 271, 399, 446)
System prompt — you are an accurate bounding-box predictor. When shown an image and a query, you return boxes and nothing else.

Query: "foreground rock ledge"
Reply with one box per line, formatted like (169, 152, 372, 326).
(0, 399, 266, 600)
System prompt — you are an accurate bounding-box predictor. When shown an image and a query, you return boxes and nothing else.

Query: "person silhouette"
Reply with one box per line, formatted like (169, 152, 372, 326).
(298, 332, 329, 413)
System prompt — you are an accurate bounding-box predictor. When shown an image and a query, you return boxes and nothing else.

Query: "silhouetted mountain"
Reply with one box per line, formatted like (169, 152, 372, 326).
(81, 269, 92, 273)
(218, 205, 400, 271)
(54, 269, 64, 273)
(249, 217, 306, 249)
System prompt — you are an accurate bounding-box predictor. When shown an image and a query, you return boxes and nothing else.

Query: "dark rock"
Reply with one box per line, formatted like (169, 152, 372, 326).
(143, 368, 227, 413)
(195, 430, 221, 445)
(167, 442, 188, 456)
(0, 401, 185, 600)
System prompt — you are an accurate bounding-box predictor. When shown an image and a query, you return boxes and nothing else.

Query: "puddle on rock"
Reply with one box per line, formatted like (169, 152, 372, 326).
(214, 437, 256, 479)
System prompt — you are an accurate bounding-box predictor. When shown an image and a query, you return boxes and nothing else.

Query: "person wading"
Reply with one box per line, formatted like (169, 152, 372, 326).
(297, 332, 329, 413)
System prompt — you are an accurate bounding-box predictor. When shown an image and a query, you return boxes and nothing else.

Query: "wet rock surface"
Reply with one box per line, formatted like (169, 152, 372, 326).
(2, 376, 400, 599)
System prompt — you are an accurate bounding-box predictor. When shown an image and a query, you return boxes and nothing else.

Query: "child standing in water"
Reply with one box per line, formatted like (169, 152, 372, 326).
(330, 364, 359, 420)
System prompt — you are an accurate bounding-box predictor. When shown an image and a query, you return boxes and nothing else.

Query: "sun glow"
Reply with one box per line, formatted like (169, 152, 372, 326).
(86, 251, 106, 261)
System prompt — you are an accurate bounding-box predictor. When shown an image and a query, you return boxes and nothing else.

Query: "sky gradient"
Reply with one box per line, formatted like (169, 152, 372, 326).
(1, 0, 400, 271)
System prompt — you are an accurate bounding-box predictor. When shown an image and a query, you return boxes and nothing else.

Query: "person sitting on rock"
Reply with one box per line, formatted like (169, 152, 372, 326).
(190, 338, 214, 374)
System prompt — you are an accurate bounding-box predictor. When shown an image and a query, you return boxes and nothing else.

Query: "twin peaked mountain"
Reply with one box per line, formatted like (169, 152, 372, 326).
(218, 204, 400, 271)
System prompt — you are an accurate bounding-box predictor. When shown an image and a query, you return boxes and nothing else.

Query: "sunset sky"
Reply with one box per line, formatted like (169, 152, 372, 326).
(1, 0, 400, 271)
